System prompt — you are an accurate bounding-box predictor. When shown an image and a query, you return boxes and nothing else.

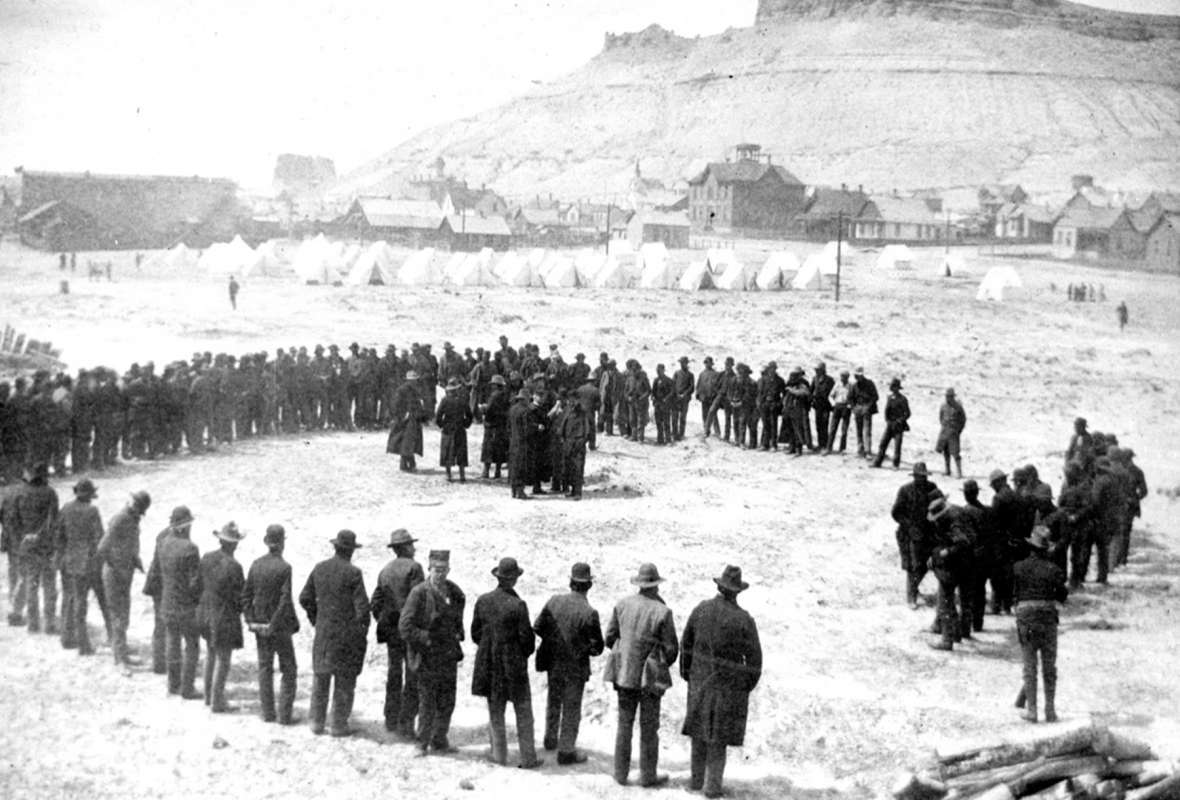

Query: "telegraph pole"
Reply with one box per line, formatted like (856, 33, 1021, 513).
(835, 210, 843, 303)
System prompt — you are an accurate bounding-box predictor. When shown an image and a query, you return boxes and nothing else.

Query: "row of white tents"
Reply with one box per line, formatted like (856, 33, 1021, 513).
(145, 235, 1022, 298)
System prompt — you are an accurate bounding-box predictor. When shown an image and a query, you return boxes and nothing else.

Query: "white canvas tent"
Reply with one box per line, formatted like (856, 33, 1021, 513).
(715, 259, 756, 291)
(591, 255, 629, 289)
(939, 252, 966, 277)
(678, 260, 715, 291)
(338, 243, 363, 275)
(200, 235, 266, 277)
(876, 244, 914, 270)
(815, 241, 846, 276)
(976, 266, 1023, 301)
(755, 251, 799, 290)
(453, 251, 497, 287)
(496, 251, 535, 287)
(398, 248, 442, 286)
(292, 235, 344, 284)
(573, 250, 604, 285)
(540, 254, 578, 288)
(146, 243, 199, 271)
(705, 248, 737, 275)
(345, 242, 395, 285)
(638, 243, 676, 289)
(442, 251, 468, 284)
(791, 258, 823, 290)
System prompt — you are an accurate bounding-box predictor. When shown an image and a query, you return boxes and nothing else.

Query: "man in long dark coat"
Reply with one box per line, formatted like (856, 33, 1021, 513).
(534, 562, 603, 764)
(507, 389, 535, 500)
(299, 530, 370, 736)
(755, 363, 784, 451)
(399, 549, 465, 755)
(560, 395, 589, 500)
(891, 462, 941, 608)
(153, 507, 203, 698)
(242, 524, 300, 724)
(370, 528, 424, 737)
(480, 375, 511, 479)
(680, 565, 762, 799)
(873, 377, 911, 468)
(53, 478, 103, 654)
(936, 388, 967, 478)
(435, 378, 473, 483)
(10, 462, 59, 633)
(471, 557, 542, 768)
(198, 522, 246, 712)
(387, 370, 426, 472)
(97, 490, 150, 665)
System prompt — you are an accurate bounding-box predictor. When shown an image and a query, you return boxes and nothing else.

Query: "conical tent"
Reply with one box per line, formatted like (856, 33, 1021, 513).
(715, 259, 756, 291)
(614, 251, 642, 287)
(453, 252, 496, 286)
(442, 251, 468, 284)
(147, 242, 200, 271)
(755, 251, 799, 290)
(678, 260, 715, 291)
(975, 266, 1023, 301)
(398, 248, 441, 286)
(592, 255, 629, 288)
(200, 235, 265, 277)
(345, 245, 394, 285)
(293, 236, 343, 284)
(705, 248, 736, 275)
(939, 252, 965, 277)
(541, 254, 578, 288)
(526, 248, 548, 271)
(791, 258, 823, 290)
(639, 242, 675, 289)
(876, 244, 914, 270)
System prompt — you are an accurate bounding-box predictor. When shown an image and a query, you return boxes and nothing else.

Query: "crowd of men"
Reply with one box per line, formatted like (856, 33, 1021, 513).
(1, 334, 954, 498)
(0, 477, 760, 797)
(889, 417, 1148, 723)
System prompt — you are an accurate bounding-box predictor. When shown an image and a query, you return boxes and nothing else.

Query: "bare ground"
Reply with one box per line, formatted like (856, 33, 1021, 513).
(1, 241, 1178, 800)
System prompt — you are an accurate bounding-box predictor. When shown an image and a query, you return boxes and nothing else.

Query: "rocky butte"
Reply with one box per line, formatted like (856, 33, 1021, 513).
(335, 0, 1180, 199)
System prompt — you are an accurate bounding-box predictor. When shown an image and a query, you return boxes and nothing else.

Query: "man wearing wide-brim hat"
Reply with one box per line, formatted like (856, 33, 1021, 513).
(144, 505, 195, 674)
(435, 378, 474, 483)
(9, 461, 60, 634)
(150, 504, 204, 698)
(471, 557, 543, 768)
(242, 524, 301, 725)
(533, 562, 604, 765)
(54, 479, 104, 654)
(871, 377, 911, 469)
(605, 563, 679, 787)
(1012, 526, 1068, 723)
(387, 368, 428, 472)
(197, 522, 247, 712)
(299, 530, 371, 736)
(370, 528, 424, 737)
(926, 495, 976, 651)
(681, 565, 762, 798)
(890, 462, 942, 609)
(506, 386, 537, 499)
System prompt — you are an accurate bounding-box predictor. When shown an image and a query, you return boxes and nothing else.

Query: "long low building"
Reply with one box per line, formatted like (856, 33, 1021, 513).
(15, 168, 241, 251)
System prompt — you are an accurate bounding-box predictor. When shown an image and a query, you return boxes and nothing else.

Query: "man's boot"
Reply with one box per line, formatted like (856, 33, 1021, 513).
(954, 457, 963, 478)
(1014, 687, 1026, 708)
(1044, 679, 1057, 723)
(1021, 682, 1038, 722)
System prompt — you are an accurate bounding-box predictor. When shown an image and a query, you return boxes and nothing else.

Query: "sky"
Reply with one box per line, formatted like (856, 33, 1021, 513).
(1, 0, 1176, 190)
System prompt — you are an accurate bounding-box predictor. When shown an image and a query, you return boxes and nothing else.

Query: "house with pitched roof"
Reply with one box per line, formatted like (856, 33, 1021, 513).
(853, 195, 944, 242)
(797, 185, 870, 241)
(686, 144, 807, 234)
(338, 197, 447, 247)
(994, 202, 1058, 241)
(1145, 214, 1180, 273)
(1052, 205, 1122, 258)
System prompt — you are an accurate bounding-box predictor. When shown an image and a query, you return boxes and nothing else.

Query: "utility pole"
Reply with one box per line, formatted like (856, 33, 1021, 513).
(605, 202, 612, 256)
(835, 210, 843, 304)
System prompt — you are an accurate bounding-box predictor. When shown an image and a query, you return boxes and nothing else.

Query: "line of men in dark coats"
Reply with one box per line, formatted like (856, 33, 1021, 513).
(1, 335, 927, 489)
(0, 492, 761, 797)
(888, 419, 1148, 723)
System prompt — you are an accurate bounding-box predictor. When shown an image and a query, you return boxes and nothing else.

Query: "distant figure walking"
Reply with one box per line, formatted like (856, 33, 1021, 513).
(1116, 301, 1128, 331)
(59, 253, 67, 271)
(105, 261, 112, 282)
(228, 276, 240, 310)
(69, 252, 76, 272)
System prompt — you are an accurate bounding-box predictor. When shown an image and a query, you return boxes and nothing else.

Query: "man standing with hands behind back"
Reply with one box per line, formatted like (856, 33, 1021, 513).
(242, 524, 299, 725)
(370, 528, 424, 738)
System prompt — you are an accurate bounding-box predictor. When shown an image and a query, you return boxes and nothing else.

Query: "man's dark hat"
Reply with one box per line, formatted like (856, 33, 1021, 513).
(429, 549, 450, 564)
(630, 562, 665, 588)
(264, 524, 286, 544)
(330, 529, 362, 550)
(988, 468, 1008, 484)
(169, 506, 194, 527)
(889, 377, 902, 390)
(387, 528, 416, 548)
(73, 479, 97, 499)
(23, 462, 49, 482)
(714, 565, 749, 593)
(215, 521, 246, 543)
(911, 461, 930, 477)
(962, 479, 979, 493)
(492, 557, 523, 579)
(130, 490, 152, 512)
(1026, 527, 1050, 551)
(678, 356, 690, 364)
(703, 356, 714, 364)
(927, 497, 950, 522)
(570, 562, 594, 583)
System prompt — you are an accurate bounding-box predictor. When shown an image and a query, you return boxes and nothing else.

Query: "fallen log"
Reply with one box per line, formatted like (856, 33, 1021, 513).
(1125, 773, 1180, 800)
(1008, 755, 1111, 797)
(893, 770, 949, 800)
(1092, 730, 1157, 762)
(941, 723, 1098, 778)
(1105, 762, 1177, 786)
(1020, 778, 1072, 800)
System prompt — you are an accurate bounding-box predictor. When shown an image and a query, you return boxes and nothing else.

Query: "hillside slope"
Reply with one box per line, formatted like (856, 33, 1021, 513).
(335, 13, 1180, 200)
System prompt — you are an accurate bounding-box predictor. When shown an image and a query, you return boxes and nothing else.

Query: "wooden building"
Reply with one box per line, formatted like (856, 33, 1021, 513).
(687, 144, 807, 234)
(626, 210, 690, 250)
(853, 196, 945, 242)
(1052, 205, 1122, 258)
(1107, 208, 1157, 260)
(16, 169, 240, 251)
(443, 213, 512, 251)
(994, 203, 1057, 241)
(338, 197, 447, 247)
(1145, 214, 1180, 273)
(797, 185, 869, 241)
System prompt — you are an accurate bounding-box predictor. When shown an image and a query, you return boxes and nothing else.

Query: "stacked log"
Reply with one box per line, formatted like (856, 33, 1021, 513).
(893, 723, 1179, 800)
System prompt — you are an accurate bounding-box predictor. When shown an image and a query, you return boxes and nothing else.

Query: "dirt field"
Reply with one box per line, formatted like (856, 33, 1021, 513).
(1, 240, 1177, 800)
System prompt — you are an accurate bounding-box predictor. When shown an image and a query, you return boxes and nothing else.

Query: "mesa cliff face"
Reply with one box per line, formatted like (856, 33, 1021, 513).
(334, 6, 1180, 201)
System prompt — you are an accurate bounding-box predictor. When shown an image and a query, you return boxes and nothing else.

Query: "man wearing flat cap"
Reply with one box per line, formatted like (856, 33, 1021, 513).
(198, 522, 246, 712)
(533, 562, 604, 765)
(98, 490, 151, 665)
(53, 479, 103, 653)
(472, 557, 542, 768)
(681, 566, 762, 798)
(299, 530, 370, 736)
(400, 549, 466, 755)
(242, 524, 300, 724)
(891, 463, 942, 608)
(605, 563, 679, 787)
(370, 529, 424, 737)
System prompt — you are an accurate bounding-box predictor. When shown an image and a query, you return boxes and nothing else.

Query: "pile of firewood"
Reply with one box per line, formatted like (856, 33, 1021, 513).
(893, 721, 1179, 800)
